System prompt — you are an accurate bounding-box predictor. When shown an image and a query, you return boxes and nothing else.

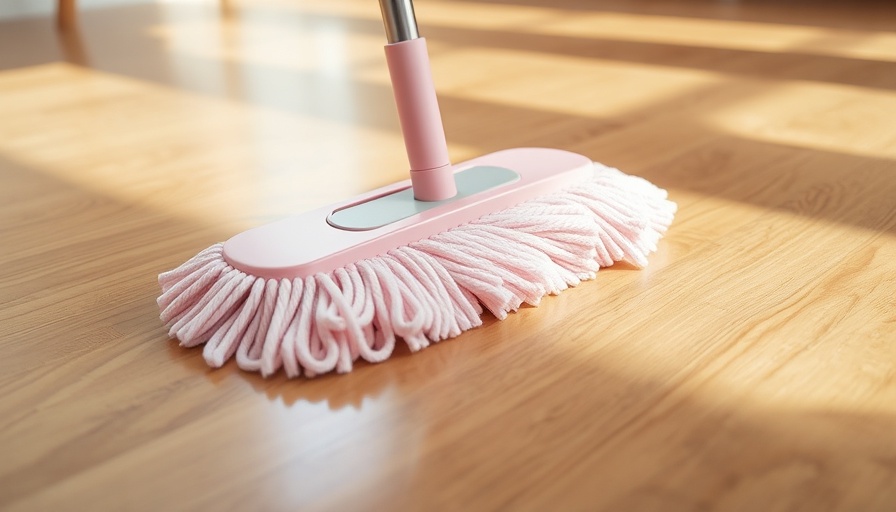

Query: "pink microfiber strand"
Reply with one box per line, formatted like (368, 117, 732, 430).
(157, 163, 676, 378)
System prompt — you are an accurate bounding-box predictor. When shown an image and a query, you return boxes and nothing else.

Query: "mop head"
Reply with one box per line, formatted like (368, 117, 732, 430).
(158, 163, 676, 378)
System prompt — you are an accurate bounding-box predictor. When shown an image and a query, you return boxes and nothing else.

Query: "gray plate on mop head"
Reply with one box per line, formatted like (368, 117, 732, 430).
(327, 166, 520, 231)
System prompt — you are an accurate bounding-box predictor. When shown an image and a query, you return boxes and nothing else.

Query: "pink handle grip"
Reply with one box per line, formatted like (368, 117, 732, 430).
(384, 37, 456, 201)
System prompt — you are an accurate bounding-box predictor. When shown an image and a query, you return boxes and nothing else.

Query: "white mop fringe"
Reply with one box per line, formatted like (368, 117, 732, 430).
(157, 163, 676, 378)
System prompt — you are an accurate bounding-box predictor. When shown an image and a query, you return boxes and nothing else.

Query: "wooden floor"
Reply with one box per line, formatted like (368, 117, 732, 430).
(2, 0, 895, 510)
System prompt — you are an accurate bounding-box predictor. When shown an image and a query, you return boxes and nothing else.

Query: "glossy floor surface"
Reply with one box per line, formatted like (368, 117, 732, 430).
(1, 0, 895, 510)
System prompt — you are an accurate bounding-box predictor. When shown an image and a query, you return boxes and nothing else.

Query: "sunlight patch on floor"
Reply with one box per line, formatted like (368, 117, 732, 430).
(541, 11, 896, 63)
(266, 0, 896, 63)
(433, 0, 896, 63)
(702, 81, 896, 160)
(359, 46, 724, 121)
(144, 11, 385, 74)
(0, 63, 480, 228)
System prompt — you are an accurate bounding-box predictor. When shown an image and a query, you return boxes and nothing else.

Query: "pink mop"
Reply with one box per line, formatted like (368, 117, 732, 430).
(157, 0, 676, 378)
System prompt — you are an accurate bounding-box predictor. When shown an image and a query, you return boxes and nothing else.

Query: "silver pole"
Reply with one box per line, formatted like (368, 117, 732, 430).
(378, 0, 420, 43)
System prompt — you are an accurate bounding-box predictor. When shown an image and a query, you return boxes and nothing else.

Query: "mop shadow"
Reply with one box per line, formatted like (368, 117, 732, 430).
(166, 315, 503, 410)
(239, 349, 413, 409)
(243, 313, 509, 409)
(159, 323, 388, 408)
(161, 280, 640, 411)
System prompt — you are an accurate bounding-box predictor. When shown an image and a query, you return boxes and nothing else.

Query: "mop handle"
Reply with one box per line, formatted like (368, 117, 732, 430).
(378, 0, 457, 201)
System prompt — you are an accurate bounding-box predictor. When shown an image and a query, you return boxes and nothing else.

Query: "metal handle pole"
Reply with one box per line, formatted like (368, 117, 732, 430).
(378, 0, 420, 43)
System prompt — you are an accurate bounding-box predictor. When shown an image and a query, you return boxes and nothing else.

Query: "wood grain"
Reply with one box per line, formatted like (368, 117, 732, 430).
(1, 0, 895, 510)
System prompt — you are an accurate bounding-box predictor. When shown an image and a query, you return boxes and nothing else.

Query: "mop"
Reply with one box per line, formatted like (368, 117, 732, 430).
(157, 0, 677, 378)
